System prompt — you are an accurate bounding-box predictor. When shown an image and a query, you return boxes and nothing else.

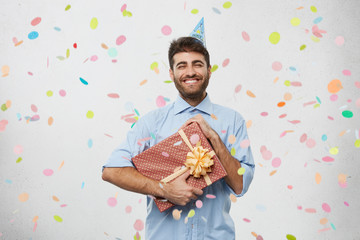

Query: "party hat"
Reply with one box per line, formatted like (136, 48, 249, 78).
(189, 17, 206, 47)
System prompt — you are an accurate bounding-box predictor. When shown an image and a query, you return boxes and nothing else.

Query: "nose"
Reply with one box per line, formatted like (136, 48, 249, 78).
(185, 66, 196, 77)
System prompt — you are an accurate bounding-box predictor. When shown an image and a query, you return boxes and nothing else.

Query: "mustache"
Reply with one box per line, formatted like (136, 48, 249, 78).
(182, 74, 202, 81)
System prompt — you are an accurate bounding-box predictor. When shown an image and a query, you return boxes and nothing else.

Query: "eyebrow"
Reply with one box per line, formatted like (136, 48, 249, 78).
(175, 60, 205, 67)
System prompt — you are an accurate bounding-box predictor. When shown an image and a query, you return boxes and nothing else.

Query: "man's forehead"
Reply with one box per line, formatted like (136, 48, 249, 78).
(173, 51, 206, 64)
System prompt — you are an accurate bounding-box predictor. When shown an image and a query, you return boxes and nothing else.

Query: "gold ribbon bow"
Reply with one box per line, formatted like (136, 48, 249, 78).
(161, 129, 214, 185)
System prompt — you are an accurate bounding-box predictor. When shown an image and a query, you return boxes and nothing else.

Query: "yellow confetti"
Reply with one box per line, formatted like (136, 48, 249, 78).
(90, 17, 98, 30)
(188, 209, 195, 218)
(237, 167, 245, 175)
(329, 147, 339, 155)
(66, 49, 70, 58)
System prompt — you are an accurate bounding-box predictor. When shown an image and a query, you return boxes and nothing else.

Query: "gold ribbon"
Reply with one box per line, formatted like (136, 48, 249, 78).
(161, 129, 214, 185)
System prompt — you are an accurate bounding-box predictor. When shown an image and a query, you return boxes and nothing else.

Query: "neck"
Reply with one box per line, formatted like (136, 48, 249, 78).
(180, 92, 207, 107)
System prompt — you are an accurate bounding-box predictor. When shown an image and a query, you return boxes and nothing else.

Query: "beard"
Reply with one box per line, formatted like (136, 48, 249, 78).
(173, 72, 210, 101)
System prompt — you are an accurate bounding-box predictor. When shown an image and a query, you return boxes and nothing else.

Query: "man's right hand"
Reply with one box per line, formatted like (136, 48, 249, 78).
(161, 171, 203, 206)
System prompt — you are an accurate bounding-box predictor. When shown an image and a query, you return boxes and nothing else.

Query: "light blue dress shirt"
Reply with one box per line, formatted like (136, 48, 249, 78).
(104, 94, 255, 240)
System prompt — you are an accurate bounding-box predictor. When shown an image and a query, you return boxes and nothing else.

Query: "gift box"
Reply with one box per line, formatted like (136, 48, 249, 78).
(132, 122, 227, 212)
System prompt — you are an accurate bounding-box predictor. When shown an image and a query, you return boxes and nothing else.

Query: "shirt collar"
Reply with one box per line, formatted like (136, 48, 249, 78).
(173, 94, 213, 116)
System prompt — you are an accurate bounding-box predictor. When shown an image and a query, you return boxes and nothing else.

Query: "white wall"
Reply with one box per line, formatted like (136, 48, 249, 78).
(1, 0, 360, 239)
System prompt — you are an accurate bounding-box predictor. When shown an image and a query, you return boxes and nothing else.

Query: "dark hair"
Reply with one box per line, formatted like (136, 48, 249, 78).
(168, 37, 210, 70)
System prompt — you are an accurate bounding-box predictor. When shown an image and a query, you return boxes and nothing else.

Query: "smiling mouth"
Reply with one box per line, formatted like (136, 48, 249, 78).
(183, 78, 201, 84)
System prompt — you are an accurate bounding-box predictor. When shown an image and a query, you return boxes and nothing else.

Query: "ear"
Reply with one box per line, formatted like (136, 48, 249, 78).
(208, 65, 212, 78)
(169, 68, 175, 81)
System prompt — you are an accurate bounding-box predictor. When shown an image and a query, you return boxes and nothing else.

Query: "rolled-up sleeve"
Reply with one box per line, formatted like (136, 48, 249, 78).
(103, 118, 150, 170)
(226, 114, 255, 197)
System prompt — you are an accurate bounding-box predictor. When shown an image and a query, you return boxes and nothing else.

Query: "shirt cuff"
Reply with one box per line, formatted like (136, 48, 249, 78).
(226, 162, 254, 197)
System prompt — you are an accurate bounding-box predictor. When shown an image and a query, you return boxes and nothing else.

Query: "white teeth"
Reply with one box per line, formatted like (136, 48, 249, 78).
(184, 79, 199, 83)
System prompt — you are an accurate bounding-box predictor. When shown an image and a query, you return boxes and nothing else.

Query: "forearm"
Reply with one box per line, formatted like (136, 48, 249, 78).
(208, 132, 243, 195)
(102, 167, 164, 198)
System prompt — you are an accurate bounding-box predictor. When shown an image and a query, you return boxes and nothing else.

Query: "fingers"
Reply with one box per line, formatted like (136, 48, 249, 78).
(192, 188, 203, 196)
(178, 170, 191, 180)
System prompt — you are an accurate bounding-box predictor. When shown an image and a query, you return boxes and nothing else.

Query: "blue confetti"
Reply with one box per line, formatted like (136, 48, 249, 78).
(330, 222, 336, 230)
(313, 17, 323, 24)
(212, 7, 221, 14)
(316, 96, 321, 104)
(5, 179, 12, 184)
(134, 108, 140, 116)
(150, 132, 156, 140)
(321, 134, 327, 141)
(80, 77, 88, 85)
(81, 182, 85, 189)
(164, 97, 170, 102)
(28, 31, 39, 40)
(289, 66, 297, 72)
(54, 27, 61, 31)
(88, 139, 93, 148)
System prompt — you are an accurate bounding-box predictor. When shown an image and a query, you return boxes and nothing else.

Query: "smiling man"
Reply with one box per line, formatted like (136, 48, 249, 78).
(102, 36, 255, 239)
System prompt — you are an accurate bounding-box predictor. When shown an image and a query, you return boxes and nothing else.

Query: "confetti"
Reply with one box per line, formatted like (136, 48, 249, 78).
(322, 156, 334, 162)
(206, 194, 216, 199)
(107, 93, 120, 98)
(161, 152, 169, 157)
(1, 65, 10, 77)
(212, 7, 221, 14)
(65, 4, 71, 11)
(306, 138, 316, 148)
(237, 167, 245, 175)
(188, 209, 195, 218)
(315, 173, 321, 184)
(210, 65, 218, 72)
(134, 219, 144, 231)
(246, 90, 256, 98)
(291, 17, 300, 26)
(107, 197, 117, 207)
(190, 134, 200, 145)
(327, 79, 343, 93)
(242, 31, 250, 42)
(31, 17, 41, 26)
(223, 2, 232, 9)
(90, 17, 98, 29)
(172, 209, 182, 220)
(14, 145, 23, 155)
(88, 139, 93, 148)
(54, 215, 63, 222)
(269, 32, 280, 44)
(156, 96, 166, 107)
(195, 200, 203, 208)
(222, 58, 230, 67)
(191, 9, 199, 14)
(116, 35, 126, 45)
(229, 194, 237, 203)
(86, 111, 94, 119)
(240, 139, 250, 148)
(0, 120, 8, 132)
(43, 169, 54, 176)
(271, 157, 281, 168)
(286, 234, 296, 240)
(18, 192, 29, 202)
(335, 36, 345, 46)
(161, 25, 172, 35)
(272, 61, 282, 71)
(310, 6, 317, 12)
(28, 31, 39, 40)
(234, 84, 242, 93)
(322, 203, 331, 213)
(342, 110, 353, 118)
(80, 77, 88, 85)
(231, 147, 236, 156)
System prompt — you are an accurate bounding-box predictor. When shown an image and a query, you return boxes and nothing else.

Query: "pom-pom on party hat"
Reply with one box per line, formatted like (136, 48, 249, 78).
(189, 17, 206, 47)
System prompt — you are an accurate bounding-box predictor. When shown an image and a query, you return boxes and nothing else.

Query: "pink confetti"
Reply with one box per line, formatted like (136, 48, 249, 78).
(335, 36, 345, 46)
(31, 115, 40, 121)
(300, 133, 307, 143)
(206, 194, 216, 199)
(234, 84, 242, 93)
(356, 98, 360, 107)
(133, 219, 144, 231)
(288, 120, 301, 124)
(303, 101, 317, 107)
(243, 218, 251, 223)
(107, 93, 120, 98)
(59, 89, 66, 97)
(190, 134, 200, 145)
(322, 203, 331, 213)
(342, 69, 351, 76)
(121, 4, 127, 12)
(125, 205, 132, 213)
(260, 112, 268, 117)
(328, 116, 334, 120)
(195, 200, 203, 208)
(60, 204, 67, 207)
(14, 145, 23, 155)
(305, 208, 317, 213)
(240, 139, 250, 148)
(322, 156, 334, 162)
(43, 169, 54, 176)
(272, 61, 282, 71)
(279, 114, 287, 118)
(241, 31, 250, 42)
(306, 138, 316, 148)
(344, 201, 349, 207)
(90, 55, 98, 61)
(272, 157, 281, 168)
(0, 120, 8, 132)
(31, 104, 38, 113)
(162, 152, 169, 157)
(107, 197, 117, 207)
(125, 118, 137, 123)
(222, 58, 230, 67)
(156, 96, 166, 107)
(355, 81, 360, 89)
(287, 185, 293, 190)
(280, 131, 288, 138)
(116, 35, 126, 45)
(330, 94, 338, 101)
(28, 72, 33, 76)
(290, 81, 302, 87)
(262, 150, 272, 160)
(161, 25, 172, 36)
(31, 17, 41, 26)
